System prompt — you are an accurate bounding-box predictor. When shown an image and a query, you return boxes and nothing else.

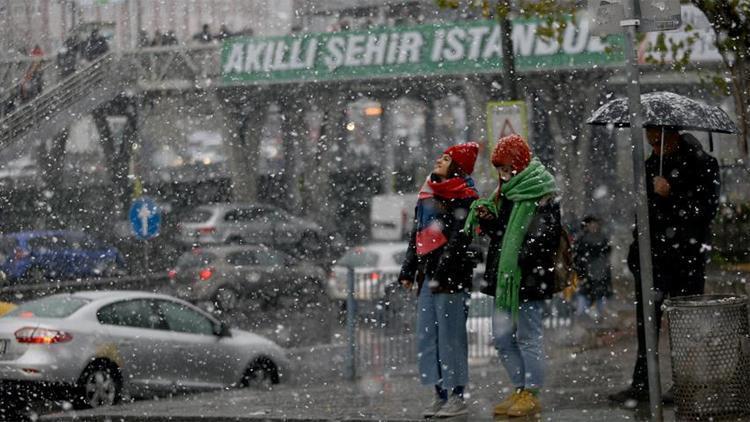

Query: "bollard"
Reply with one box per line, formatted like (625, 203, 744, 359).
(345, 266, 357, 380)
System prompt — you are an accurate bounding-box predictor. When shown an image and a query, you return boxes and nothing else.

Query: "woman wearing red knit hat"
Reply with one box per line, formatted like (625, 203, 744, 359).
(464, 134, 561, 417)
(399, 142, 480, 418)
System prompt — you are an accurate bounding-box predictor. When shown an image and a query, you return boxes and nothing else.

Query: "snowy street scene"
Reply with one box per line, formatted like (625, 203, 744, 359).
(0, 1, 749, 421)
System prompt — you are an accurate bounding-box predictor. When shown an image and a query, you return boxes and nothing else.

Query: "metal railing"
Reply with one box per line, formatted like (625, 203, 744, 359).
(0, 53, 119, 150)
(342, 269, 497, 380)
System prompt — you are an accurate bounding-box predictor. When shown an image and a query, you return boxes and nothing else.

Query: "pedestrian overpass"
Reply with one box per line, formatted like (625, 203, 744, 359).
(5, 17, 708, 241)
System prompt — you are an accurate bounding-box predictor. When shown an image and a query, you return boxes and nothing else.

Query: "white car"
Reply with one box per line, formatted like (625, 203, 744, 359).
(327, 242, 485, 301)
(0, 291, 289, 409)
(326, 242, 408, 301)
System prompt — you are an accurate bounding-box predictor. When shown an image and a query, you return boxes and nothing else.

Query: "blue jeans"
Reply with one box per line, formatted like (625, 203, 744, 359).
(492, 300, 545, 389)
(416, 281, 469, 390)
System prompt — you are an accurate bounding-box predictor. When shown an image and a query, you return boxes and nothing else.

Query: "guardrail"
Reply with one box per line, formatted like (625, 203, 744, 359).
(0, 272, 168, 303)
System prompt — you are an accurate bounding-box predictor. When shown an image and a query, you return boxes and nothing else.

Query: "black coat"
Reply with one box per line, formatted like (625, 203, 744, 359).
(574, 231, 612, 300)
(478, 195, 562, 302)
(399, 195, 475, 294)
(628, 134, 720, 293)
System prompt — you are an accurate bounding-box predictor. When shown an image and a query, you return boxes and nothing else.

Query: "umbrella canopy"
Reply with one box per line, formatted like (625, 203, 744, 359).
(586, 91, 737, 134)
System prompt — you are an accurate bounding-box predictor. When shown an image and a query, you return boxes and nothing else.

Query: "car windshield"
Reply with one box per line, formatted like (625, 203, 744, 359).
(337, 248, 379, 267)
(181, 209, 213, 223)
(5, 295, 91, 318)
(177, 251, 217, 268)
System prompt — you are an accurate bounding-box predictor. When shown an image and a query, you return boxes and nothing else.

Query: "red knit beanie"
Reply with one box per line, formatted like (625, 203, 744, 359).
(491, 134, 531, 173)
(444, 142, 479, 175)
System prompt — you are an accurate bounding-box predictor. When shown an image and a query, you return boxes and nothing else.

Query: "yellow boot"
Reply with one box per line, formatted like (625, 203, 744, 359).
(506, 390, 542, 417)
(493, 389, 523, 416)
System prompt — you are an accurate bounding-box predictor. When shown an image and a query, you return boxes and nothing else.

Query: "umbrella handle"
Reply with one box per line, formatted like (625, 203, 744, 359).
(659, 127, 664, 177)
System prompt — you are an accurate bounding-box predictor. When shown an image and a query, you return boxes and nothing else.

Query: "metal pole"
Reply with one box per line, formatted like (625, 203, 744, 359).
(345, 266, 357, 380)
(144, 240, 150, 275)
(622, 3, 663, 420)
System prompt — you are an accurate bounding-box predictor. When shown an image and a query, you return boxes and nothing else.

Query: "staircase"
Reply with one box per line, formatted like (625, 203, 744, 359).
(0, 53, 129, 151)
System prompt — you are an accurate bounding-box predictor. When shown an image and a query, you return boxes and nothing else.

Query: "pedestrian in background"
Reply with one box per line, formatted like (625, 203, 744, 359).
(609, 128, 720, 405)
(57, 35, 79, 78)
(193, 24, 213, 43)
(573, 215, 612, 320)
(83, 29, 108, 61)
(464, 134, 560, 418)
(399, 142, 479, 418)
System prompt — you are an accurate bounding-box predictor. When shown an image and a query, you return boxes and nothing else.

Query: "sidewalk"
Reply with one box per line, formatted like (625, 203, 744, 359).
(42, 300, 687, 422)
(43, 344, 674, 421)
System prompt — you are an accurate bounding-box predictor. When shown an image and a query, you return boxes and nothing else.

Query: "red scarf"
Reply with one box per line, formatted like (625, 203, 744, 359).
(415, 176, 478, 255)
(418, 176, 479, 200)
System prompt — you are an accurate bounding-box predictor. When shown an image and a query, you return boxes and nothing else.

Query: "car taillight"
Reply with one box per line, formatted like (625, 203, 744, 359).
(14, 247, 29, 260)
(199, 267, 214, 281)
(15, 327, 73, 344)
(198, 227, 216, 235)
(167, 269, 177, 280)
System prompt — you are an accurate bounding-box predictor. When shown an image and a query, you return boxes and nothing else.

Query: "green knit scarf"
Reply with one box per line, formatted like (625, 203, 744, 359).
(464, 158, 557, 318)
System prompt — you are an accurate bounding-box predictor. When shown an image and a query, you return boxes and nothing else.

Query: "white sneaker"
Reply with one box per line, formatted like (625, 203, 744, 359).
(434, 395, 468, 418)
(422, 395, 446, 418)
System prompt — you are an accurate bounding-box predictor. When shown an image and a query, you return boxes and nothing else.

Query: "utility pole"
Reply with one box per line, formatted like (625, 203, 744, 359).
(620, 0, 663, 420)
(499, 8, 518, 100)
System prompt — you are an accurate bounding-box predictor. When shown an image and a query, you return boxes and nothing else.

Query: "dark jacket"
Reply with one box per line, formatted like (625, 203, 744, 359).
(399, 195, 475, 294)
(628, 134, 720, 292)
(574, 231, 612, 300)
(478, 195, 562, 302)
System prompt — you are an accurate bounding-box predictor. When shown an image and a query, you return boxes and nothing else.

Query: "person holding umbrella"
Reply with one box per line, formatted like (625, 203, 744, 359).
(609, 126, 720, 404)
(587, 91, 730, 405)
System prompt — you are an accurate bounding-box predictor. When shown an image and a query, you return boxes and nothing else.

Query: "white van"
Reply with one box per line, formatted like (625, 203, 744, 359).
(370, 193, 415, 241)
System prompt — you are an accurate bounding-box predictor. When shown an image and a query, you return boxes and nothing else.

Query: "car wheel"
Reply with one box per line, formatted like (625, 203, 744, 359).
(241, 358, 279, 390)
(77, 363, 121, 408)
(214, 288, 240, 312)
(24, 266, 45, 284)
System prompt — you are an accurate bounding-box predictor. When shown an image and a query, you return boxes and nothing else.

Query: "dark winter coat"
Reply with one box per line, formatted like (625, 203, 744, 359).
(574, 231, 612, 300)
(399, 196, 475, 294)
(478, 195, 562, 302)
(628, 133, 720, 293)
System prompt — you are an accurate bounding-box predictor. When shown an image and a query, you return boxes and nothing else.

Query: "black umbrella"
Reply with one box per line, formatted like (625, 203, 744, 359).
(586, 91, 738, 134)
(587, 91, 737, 175)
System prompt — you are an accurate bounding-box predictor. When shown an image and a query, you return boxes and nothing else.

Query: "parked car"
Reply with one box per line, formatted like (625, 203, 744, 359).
(0, 230, 126, 283)
(327, 242, 485, 301)
(169, 245, 327, 312)
(326, 242, 408, 302)
(0, 291, 289, 409)
(177, 203, 328, 255)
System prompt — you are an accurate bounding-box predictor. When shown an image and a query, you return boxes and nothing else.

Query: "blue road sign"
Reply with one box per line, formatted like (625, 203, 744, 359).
(129, 197, 161, 240)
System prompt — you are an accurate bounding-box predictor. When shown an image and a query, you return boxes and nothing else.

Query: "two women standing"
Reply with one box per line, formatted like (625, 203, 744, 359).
(400, 135, 561, 418)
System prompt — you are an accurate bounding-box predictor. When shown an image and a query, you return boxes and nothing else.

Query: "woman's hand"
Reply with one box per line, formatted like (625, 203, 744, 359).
(476, 205, 494, 220)
(400, 278, 414, 290)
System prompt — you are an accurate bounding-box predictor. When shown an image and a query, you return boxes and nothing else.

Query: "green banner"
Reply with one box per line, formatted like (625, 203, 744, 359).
(222, 18, 624, 84)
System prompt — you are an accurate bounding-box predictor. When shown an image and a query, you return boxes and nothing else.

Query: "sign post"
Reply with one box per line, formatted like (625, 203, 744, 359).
(129, 197, 161, 274)
(482, 101, 529, 191)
